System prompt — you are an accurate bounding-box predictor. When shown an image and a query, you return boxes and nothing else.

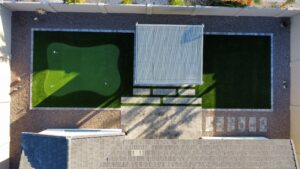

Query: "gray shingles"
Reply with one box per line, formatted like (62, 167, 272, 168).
(19, 133, 68, 169)
(19, 133, 298, 169)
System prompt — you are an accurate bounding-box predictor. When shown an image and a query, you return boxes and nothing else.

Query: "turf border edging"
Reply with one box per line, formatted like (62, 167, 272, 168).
(203, 32, 274, 111)
(29, 28, 274, 112)
(30, 28, 135, 110)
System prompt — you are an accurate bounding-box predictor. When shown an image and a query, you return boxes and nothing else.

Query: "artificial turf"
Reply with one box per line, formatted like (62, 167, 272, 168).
(198, 35, 271, 109)
(32, 31, 134, 108)
(32, 32, 271, 109)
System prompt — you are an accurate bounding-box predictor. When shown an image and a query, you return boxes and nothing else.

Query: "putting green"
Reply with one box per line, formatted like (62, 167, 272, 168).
(32, 31, 134, 108)
(44, 43, 120, 97)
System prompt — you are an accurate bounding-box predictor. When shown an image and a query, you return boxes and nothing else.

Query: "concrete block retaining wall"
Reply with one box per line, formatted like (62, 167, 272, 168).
(2, 1, 300, 17)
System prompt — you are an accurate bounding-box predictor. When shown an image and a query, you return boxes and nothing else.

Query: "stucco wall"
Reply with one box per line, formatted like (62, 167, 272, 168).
(291, 13, 300, 164)
(0, 5, 11, 169)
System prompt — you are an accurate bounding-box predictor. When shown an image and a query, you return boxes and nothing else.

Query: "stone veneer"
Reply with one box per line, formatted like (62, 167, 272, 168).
(206, 116, 268, 134)
(216, 117, 224, 132)
(11, 12, 290, 169)
(238, 117, 246, 132)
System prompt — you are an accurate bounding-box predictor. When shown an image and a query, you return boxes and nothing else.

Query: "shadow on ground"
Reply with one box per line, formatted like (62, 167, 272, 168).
(10, 104, 120, 169)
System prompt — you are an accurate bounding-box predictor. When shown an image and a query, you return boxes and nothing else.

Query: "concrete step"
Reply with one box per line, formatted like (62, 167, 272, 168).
(121, 97, 160, 104)
(178, 89, 196, 96)
(152, 88, 176, 96)
(133, 88, 151, 96)
(162, 97, 201, 105)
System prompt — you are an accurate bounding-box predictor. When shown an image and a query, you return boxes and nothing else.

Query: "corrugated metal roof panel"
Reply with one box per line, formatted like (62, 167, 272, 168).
(135, 24, 204, 86)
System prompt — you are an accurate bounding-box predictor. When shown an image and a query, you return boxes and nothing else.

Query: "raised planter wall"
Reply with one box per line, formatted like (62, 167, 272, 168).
(2, 0, 300, 17)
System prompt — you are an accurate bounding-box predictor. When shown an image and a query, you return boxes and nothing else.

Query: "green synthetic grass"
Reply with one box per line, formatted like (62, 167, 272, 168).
(198, 35, 271, 109)
(127, 35, 271, 109)
(32, 31, 134, 108)
(32, 32, 271, 109)
(45, 43, 121, 97)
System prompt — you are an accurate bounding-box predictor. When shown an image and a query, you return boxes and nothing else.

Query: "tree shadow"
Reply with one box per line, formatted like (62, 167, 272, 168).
(123, 105, 202, 139)
(0, 159, 9, 169)
(10, 105, 121, 169)
(20, 134, 68, 169)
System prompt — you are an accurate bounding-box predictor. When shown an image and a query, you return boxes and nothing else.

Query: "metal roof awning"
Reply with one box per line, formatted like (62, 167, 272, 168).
(134, 24, 204, 86)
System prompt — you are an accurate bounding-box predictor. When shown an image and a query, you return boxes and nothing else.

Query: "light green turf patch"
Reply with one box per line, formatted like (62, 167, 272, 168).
(32, 31, 134, 108)
(45, 43, 120, 97)
(33, 43, 121, 107)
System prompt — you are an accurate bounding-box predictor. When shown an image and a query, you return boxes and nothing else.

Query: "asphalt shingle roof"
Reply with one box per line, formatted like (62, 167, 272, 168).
(20, 133, 298, 169)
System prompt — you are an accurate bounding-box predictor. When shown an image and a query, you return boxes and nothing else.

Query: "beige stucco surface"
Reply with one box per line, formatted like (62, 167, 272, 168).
(0, 5, 11, 169)
(0, 5, 11, 58)
(291, 13, 300, 167)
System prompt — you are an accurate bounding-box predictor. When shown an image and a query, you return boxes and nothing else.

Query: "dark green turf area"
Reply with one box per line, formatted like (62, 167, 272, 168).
(198, 35, 271, 109)
(32, 31, 134, 108)
(32, 32, 270, 109)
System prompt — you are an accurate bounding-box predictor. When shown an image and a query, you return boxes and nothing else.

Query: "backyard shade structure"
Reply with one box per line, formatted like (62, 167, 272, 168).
(134, 24, 204, 86)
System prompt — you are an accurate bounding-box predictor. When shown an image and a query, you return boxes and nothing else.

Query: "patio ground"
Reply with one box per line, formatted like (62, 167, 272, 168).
(10, 12, 290, 169)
